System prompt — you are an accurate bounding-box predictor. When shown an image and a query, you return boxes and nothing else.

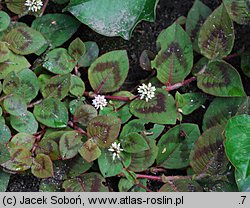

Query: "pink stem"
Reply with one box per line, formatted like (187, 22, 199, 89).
(166, 77, 196, 91)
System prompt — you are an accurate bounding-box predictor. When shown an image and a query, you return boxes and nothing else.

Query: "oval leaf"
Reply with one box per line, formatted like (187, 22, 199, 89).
(88, 50, 129, 93)
(34, 98, 69, 128)
(87, 115, 121, 148)
(225, 115, 250, 178)
(130, 89, 177, 124)
(73, 104, 97, 126)
(63, 172, 108, 192)
(32, 14, 81, 49)
(4, 26, 47, 55)
(10, 111, 38, 134)
(197, 60, 245, 97)
(152, 23, 193, 84)
(31, 154, 54, 178)
(70, 75, 85, 97)
(59, 131, 83, 160)
(0, 11, 11, 32)
(198, 4, 235, 59)
(190, 125, 228, 175)
(157, 124, 200, 169)
(78, 139, 101, 163)
(223, 0, 250, 25)
(41, 74, 71, 100)
(64, 0, 159, 40)
(4, 94, 27, 116)
(159, 179, 203, 192)
(43, 48, 76, 75)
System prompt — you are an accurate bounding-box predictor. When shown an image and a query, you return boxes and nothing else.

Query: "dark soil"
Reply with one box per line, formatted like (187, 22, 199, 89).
(6, 0, 250, 191)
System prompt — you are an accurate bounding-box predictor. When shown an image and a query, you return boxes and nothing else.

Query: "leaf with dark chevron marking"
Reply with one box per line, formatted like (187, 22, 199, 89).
(31, 154, 54, 178)
(190, 125, 229, 175)
(198, 4, 235, 59)
(41, 74, 71, 100)
(88, 50, 129, 93)
(130, 88, 177, 124)
(34, 98, 69, 128)
(4, 26, 47, 55)
(43, 48, 76, 75)
(223, 0, 250, 25)
(87, 115, 121, 148)
(0, 41, 10, 62)
(63, 172, 108, 192)
(152, 23, 193, 84)
(186, 0, 212, 53)
(159, 179, 203, 192)
(197, 60, 245, 97)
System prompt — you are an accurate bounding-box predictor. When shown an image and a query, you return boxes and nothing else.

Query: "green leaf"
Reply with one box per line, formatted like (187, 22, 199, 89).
(235, 170, 250, 192)
(128, 136, 158, 172)
(118, 178, 147, 192)
(63, 172, 108, 191)
(3, 71, 21, 95)
(152, 23, 193, 84)
(70, 75, 85, 97)
(0, 145, 10, 164)
(159, 179, 203, 192)
(34, 98, 69, 128)
(223, 0, 250, 25)
(176, 92, 206, 115)
(1, 148, 32, 171)
(0, 122, 11, 145)
(241, 50, 250, 77)
(225, 115, 250, 178)
(0, 41, 10, 62)
(157, 124, 200, 169)
(59, 131, 83, 160)
(99, 91, 133, 123)
(10, 111, 38, 134)
(4, 94, 27, 116)
(78, 41, 99, 67)
(79, 139, 101, 162)
(202, 97, 247, 130)
(31, 14, 81, 49)
(130, 89, 177, 124)
(186, 0, 212, 53)
(0, 11, 11, 32)
(31, 154, 54, 178)
(35, 139, 60, 161)
(87, 115, 121, 148)
(15, 68, 39, 103)
(41, 74, 71, 100)
(73, 104, 97, 126)
(98, 149, 131, 177)
(64, 0, 159, 40)
(0, 170, 10, 192)
(68, 38, 86, 61)
(0, 51, 30, 80)
(197, 60, 245, 97)
(8, 133, 36, 151)
(65, 155, 92, 178)
(190, 125, 228, 175)
(88, 50, 129, 93)
(121, 132, 149, 153)
(198, 4, 235, 59)
(6, 0, 26, 15)
(4, 26, 47, 55)
(43, 48, 76, 75)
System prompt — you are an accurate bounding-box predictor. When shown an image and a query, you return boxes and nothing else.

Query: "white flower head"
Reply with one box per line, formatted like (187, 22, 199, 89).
(137, 82, 156, 102)
(92, 95, 107, 110)
(25, 0, 43, 12)
(108, 142, 123, 161)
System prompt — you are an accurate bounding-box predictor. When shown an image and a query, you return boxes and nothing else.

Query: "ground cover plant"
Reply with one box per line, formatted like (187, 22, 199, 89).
(0, 0, 250, 192)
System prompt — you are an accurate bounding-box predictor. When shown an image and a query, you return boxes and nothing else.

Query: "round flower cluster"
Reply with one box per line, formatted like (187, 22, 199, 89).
(108, 142, 123, 161)
(25, 0, 43, 12)
(137, 82, 156, 102)
(92, 95, 108, 110)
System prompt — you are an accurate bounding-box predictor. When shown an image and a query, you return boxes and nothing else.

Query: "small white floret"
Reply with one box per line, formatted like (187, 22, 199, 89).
(92, 95, 107, 110)
(137, 82, 156, 102)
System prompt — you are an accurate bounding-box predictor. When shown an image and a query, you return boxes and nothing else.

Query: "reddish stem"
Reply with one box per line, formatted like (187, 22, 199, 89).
(27, 99, 43, 108)
(166, 77, 196, 91)
(84, 92, 136, 102)
(68, 121, 88, 136)
(224, 53, 240, 60)
(31, 128, 46, 153)
(39, 0, 49, 16)
(0, 94, 13, 102)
